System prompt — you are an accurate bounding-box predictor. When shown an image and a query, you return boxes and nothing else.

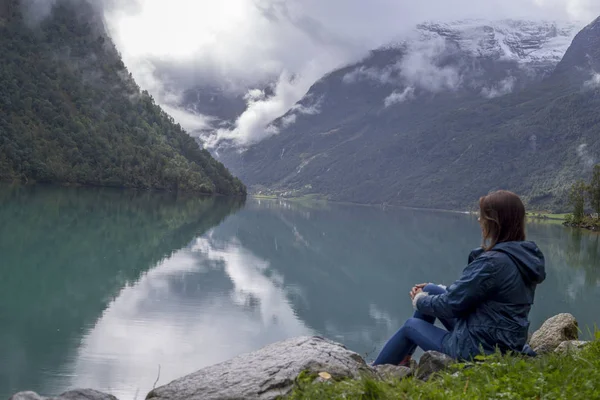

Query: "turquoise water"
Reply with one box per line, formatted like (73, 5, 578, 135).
(1, 185, 599, 399)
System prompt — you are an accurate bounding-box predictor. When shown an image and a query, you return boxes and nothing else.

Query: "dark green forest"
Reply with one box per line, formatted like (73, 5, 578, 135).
(0, 0, 245, 195)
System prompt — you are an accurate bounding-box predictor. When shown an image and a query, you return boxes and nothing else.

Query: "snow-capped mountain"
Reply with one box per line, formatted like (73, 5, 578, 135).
(335, 19, 583, 102)
(192, 19, 582, 151)
(224, 16, 600, 211)
(412, 20, 580, 66)
(233, 19, 582, 149)
(203, 19, 586, 183)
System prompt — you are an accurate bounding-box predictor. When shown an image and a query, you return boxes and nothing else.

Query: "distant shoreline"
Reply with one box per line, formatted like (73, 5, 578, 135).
(563, 220, 600, 232)
(252, 194, 477, 216)
(252, 195, 574, 219)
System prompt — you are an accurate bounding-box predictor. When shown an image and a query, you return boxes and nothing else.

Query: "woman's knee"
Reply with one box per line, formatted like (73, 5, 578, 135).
(403, 318, 431, 339)
(404, 317, 422, 330)
(424, 283, 446, 295)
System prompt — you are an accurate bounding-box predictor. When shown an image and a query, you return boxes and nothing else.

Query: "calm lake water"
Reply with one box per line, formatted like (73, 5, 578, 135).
(1, 185, 599, 399)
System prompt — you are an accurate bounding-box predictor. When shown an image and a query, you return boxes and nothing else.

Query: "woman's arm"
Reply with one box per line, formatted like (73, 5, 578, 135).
(415, 258, 495, 319)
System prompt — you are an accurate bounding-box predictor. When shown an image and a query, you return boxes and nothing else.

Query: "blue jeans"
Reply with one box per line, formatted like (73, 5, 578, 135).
(373, 284, 455, 366)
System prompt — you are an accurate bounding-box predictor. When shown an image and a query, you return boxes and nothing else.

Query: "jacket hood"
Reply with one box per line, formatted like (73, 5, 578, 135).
(493, 241, 546, 285)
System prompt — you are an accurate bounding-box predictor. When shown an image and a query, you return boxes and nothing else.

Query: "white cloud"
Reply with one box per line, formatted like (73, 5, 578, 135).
(94, 0, 600, 145)
(481, 76, 517, 98)
(398, 36, 463, 92)
(532, 0, 599, 21)
(281, 114, 297, 128)
(160, 104, 213, 132)
(343, 66, 398, 85)
(584, 73, 600, 89)
(205, 66, 328, 147)
(384, 87, 416, 107)
(577, 143, 596, 168)
(291, 97, 323, 115)
(104, 0, 600, 85)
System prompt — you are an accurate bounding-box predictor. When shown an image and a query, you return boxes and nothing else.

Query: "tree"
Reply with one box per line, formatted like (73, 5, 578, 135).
(569, 180, 587, 223)
(588, 164, 600, 219)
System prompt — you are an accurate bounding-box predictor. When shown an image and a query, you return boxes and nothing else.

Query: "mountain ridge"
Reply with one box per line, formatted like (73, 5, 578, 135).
(186, 18, 582, 151)
(222, 16, 600, 211)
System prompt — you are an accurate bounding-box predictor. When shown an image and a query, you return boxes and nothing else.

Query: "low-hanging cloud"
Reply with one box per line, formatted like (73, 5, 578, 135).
(339, 37, 464, 93)
(384, 87, 416, 107)
(577, 143, 596, 168)
(343, 65, 398, 85)
(481, 76, 517, 98)
(33, 0, 600, 146)
(340, 18, 583, 102)
(205, 67, 327, 147)
(584, 73, 600, 89)
(399, 36, 464, 93)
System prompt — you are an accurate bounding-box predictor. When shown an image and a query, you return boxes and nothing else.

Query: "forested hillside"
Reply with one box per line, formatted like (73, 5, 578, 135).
(0, 0, 245, 195)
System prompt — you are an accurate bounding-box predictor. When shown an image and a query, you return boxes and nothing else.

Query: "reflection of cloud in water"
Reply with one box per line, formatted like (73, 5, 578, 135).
(566, 271, 587, 301)
(369, 304, 394, 329)
(70, 233, 312, 400)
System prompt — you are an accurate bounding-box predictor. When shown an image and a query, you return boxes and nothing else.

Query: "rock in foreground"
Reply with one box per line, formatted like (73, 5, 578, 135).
(529, 313, 579, 354)
(416, 351, 455, 381)
(373, 365, 412, 381)
(147, 336, 373, 400)
(9, 390, 117, 400)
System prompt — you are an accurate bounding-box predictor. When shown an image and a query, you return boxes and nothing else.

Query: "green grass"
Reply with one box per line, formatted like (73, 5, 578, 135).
(252, 193, 331, 209)
(289, 194, 330, 206)
(526, 212, 569, 221)
(287, 340, 600, 399)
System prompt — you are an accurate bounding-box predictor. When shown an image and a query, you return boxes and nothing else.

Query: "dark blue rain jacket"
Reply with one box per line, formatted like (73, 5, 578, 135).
(416, 241, 546, 360)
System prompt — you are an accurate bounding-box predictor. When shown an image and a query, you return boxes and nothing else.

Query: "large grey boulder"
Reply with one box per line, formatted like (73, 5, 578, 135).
(529, 313, 579, 354)
(147, 336, 374, 400)
(415, 351, 455, 381)
(10, 390, 117, 400)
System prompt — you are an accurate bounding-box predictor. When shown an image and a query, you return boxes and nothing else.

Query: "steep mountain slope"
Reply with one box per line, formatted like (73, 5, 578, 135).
(230, 19, 600, 210)
(0, 0, 245, 195)
(554, 17, 600, 81)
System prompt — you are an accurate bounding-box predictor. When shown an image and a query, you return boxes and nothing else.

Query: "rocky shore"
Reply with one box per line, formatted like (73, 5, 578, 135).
(10, 313, 588, 400)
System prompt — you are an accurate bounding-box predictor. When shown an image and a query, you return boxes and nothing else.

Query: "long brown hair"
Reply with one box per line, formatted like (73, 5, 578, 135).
(479, 190, 526, 251)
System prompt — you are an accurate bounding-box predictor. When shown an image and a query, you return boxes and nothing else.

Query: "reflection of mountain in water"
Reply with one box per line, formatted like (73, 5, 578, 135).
(210, 201, 482, 355)
(211, 201, 600, 354)
(6, 194, 600, 399)
(70, 230, 312, 399)
(531, 224, 600, 308)
(0, 184, 243, 397)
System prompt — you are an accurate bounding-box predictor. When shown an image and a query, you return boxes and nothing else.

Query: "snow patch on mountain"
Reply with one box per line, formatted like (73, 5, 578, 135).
(345, 19, 582, 103)
(413, 20, 581, 65)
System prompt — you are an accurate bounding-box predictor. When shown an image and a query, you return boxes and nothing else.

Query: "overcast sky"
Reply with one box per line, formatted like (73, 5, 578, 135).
(100, 0, 600, 146)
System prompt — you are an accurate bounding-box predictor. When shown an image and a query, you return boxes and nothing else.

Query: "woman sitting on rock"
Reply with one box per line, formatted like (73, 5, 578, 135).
(373, 190, 546, 366)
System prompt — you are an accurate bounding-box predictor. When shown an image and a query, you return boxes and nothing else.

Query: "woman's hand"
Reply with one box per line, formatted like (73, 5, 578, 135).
(410, 283, 427, 300)
(410, 288, 423, 300)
